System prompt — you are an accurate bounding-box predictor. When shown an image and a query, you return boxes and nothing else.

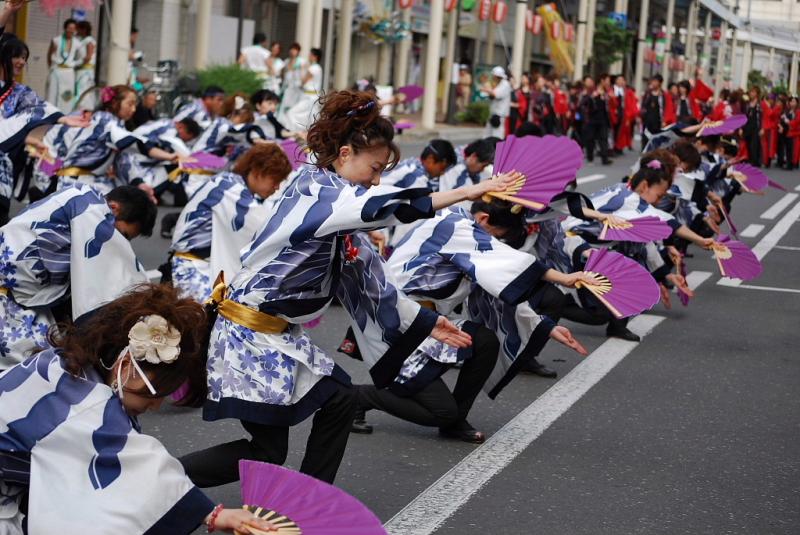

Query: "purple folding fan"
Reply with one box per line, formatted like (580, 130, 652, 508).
(396, 85, 424, 103)
(577, 248, 660, 319)
(280, 139, 307, 171)
(183, 151, 227, 171)
(675, 254, 691, 307)
(39, 157, 63, 176)
(238, 460, 386, 535)
(711, 235, 763, 281)
(486, 135, 583, 210)
(697, 114, 747, 136)
(728, 163, 769, 192)
(718, 203, 738, 238)
(598, 216, 673, 242)
(768, 179, 787, 192)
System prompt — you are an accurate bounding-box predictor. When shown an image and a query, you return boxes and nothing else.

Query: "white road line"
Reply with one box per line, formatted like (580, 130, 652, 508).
(740, 224, 765, 238)
(795, 184, 800, 192)
(685, 270, 712, 290)
(384, 314, 666, 535)
(146, 269, 161, 280)
(760, 193, 798, 220)
(576, 174, 607, 185)
(775, 245, 800, 252)
(719, 283, 800, 294)
(719, 200, 800, 288)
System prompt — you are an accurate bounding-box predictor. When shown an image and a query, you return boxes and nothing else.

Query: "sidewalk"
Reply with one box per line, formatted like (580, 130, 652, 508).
(393, 111, 485, 143)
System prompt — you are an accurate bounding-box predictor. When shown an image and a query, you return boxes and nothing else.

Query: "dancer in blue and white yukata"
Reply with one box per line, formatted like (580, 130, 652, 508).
(0, 284, 277, 535)
(0, 184, 156, 370)
(348, 199, 593, 443)
(169, 143, 293, 302)
(0, 33, 89, 222)
(179, 90, 517, 485)
(437, 138, 497, 192)
(38, 85, 179, 197)
(173, 85, 226, 130)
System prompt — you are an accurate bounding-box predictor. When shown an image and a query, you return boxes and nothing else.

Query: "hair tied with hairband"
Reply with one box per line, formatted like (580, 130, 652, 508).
(100, 86, 116, 105)
(646, 160, 662, 170)
(345, 100, 376, 117)
(112, 315, 181, 399)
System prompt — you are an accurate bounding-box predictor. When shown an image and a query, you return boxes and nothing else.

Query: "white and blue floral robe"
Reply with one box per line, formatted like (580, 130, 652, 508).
(43, 111, 155, 195)
(205, 166, 440, 427)
(379, 157, 439, 248)
(0, 184, 148, 369)
(170, 172, 270, 303)
(0, 350, 214, 534)
(378, 208, 555, 398)
(173, 99, 212, 130)
(115, 119, 195, 189)
(0, 83, 63, 207)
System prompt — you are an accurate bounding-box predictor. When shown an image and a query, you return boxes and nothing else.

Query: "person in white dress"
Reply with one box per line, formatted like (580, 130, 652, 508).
(238, 32, 270, 86)
(73, 20, 96, 111)
(265, 41, 285, 94)
(284, 47, 323, 132)
(279, 42, 307, 122)
(46, 18, 79, 112)
(481, 66, 512, 138)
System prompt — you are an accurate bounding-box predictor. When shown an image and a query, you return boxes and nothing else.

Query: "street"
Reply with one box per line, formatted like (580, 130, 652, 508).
(129, 146, 800, 535)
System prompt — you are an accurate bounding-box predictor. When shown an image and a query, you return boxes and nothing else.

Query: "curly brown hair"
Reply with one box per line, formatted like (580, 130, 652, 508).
(50, 283, 209, 407)
(306, 90, 400, 171)
(232, 143, 293, 180)
(639, 149, 679, 184)
(101, 85, 136, 115)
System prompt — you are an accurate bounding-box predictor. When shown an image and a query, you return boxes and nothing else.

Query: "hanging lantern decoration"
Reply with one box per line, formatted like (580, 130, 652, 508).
(711, 27, 721, 40)
(551, 20, 561, 40)
(525, 9, 534, 31)
(445, 0, 458, 11)
(564, 23, 574, 42)
(492, 1, 508, 23)
(478, 0, 492, 21)
(461, 0, 478, 10)
(399, 0, 414, 9)
(531, 13, 543, 34)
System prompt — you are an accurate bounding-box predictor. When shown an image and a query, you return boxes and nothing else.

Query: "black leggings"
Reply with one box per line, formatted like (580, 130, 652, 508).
(180, 378, 356, 485)
(356, 326, 500, 429)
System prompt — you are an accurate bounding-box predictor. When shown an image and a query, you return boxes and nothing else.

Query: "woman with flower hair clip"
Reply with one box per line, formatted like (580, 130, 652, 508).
(30, 84, 180, 198)
(0, 284, 278, 534)
(180, 90, 520, 486)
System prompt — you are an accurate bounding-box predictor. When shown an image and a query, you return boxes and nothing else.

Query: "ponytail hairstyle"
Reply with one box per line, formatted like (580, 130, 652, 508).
(670, 139, 702, 172)
(100, 84, 136, 115)
(306, 90, 400, 171)
(630, 165, 671, 191)
(638, 149, 678, 184)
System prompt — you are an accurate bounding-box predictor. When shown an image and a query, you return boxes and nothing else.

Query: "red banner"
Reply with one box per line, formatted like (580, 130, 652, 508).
(531, 14, 543, 34)
(551, 20, 561, 40)
(399, 0, 414, 8)
(564, 23, 574, 42)
(445, 0, 458, 12)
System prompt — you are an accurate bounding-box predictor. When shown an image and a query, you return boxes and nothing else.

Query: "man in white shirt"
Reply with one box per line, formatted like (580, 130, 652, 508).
(238, 32, 270, 84)
(481, 66, 512, 138)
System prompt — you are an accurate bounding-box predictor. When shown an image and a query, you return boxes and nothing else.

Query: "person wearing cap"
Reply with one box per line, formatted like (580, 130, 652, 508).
(480, 66, 512, 138)
(456, 64, 473, 113)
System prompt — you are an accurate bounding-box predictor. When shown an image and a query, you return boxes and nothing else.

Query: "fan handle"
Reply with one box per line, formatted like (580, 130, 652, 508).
(576, 281, 624, 319)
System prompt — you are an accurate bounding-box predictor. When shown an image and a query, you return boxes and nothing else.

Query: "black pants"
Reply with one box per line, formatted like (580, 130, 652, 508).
(777, 134, 794, 168)
(583, 122, 610, 162)
(356, 326, 499, 429)
(534, 284, 611, 326)
(180, 378, 356, 485)
(745, 132, 762, 166)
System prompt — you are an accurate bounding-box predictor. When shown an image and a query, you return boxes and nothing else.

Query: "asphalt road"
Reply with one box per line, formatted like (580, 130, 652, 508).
(14, 137, 800, 534)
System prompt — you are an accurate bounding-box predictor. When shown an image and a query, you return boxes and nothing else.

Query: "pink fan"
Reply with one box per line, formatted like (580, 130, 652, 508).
(598, 216, 673, 242)
(728, 163, 769, 192)
(394, 121, 416, 130)
(486, 135, 583, 210)
(170, 380, 190, 402)
(238, 460, 386, 535)
(675, 254, 691, 307)
(281, 139, 307, 171)
(697, 115, 747, 136)
(396, 85, 424, 103)
(711, 235, 762, 281)
(768, 179, 787, 192)
(576, 248, 660, 319)
(718, 203, 738, 237)
(183, 151, 227, 171)
(39, 157, 63, 176)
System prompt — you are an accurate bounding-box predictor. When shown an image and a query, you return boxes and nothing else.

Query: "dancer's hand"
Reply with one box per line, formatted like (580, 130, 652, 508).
(467, 171, 523, 200)
(210, 508, 277, 533)
(59, 114, 91, 128)
(431, 316, 472, 348)
(549, 326, 588, 356)
(137, 183, 158, 205)
(549, 270, 604, 289)
(697, 237, 715, 249)
(659, 283, 672, 309)
(598, 213, 627, 227)
(666, 273, 694, 298)
(367, 230, 387, 256)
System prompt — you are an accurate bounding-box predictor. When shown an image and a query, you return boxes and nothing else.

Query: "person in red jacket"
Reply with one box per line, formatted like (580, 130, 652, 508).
(609, 74, 639, 154)
(761, 94, 781, 167)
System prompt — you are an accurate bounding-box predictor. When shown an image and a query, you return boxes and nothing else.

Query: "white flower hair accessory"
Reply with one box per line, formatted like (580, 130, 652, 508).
(128, 315, 182, 364)
(112, 315, 181, 399)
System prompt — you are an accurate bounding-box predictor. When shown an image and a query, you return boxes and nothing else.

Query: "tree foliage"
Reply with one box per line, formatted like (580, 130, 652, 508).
(592, 18, 633, 71)
(196, 64, 264, 96)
